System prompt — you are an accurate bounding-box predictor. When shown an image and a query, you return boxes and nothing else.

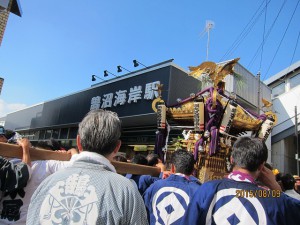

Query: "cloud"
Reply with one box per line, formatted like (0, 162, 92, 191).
(0, 99, 27, 117)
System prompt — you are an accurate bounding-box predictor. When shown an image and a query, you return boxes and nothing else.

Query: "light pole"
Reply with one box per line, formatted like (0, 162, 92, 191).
(257, 72, 261, 114)
(0, 77, 4, 95)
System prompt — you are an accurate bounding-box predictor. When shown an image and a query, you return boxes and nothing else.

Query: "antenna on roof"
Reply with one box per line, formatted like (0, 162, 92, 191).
(204, 20, 215, 61)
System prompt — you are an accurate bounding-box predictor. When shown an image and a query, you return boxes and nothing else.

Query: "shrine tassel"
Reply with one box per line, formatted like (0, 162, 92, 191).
(209, 126, 219, 156)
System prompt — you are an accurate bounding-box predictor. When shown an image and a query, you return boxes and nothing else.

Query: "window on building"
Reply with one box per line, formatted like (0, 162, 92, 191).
(33, 131, 39, 140)
(68, 127, 78, 139)
(272, 82, 285, 98)
(69, 140, 77, 148)
(45, 130, 52, 139)
(52, 129, 59, 139)
(39, 130, 45, 140)
(60, 128, 68, 139)
(290, 73, 300, 89)
(28, 131, 34, 140)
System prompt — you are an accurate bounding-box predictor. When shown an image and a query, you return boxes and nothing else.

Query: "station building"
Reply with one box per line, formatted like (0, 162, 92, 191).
(1, 59, 271, 157)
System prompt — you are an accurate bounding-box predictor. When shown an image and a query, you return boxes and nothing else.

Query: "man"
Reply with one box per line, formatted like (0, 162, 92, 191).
(0, 149, 78, 224)
(182, 137, 300, 225)
(27, 110, 148, 225)
(126, 154, 160, 195)
(146, 153, 166, 171)
(294, 175, 300, 194)
(143, 149, 201, 225)
(0, 131, 78, 224)
(146, 153, 160, 166)
(281, 173, 300, 201)
(33, 138, 64, 151)
(0, 137, 31, 193)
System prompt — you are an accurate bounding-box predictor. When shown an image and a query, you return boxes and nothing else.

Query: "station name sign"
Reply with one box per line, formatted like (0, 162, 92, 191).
(90, 81, 161, 110)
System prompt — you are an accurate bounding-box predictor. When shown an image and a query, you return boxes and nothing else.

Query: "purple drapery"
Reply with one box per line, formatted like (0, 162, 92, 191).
(205, 96, 223, 156)
(166, 87, 212, 108)
(154, 128, 168, 163)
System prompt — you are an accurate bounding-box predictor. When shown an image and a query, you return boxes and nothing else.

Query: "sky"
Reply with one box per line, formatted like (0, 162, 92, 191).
(0, 0, 299, 117)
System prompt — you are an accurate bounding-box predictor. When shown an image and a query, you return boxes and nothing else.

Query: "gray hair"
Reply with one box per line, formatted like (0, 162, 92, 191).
(231, 137, 268, 172)
(78, 109, 121, 156)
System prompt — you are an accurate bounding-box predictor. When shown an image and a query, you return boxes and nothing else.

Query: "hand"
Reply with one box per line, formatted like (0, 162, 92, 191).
(67, 148, 79, 156)
(55, 150, 68, 153)
(17, 138, 31, 153)
(17, 138, 31, 166)
(258, 166, 282, 191)
(156, 162, 166, 172)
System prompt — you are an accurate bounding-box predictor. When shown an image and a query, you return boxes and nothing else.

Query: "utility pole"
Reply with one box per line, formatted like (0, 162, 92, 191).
(295, 106, 299, 176)
(257, 72, 261, 114)
(0, 77, 4, 95)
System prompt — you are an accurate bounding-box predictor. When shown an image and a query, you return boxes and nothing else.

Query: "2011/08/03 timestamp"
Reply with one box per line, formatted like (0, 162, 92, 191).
(236, 189, 281, 198)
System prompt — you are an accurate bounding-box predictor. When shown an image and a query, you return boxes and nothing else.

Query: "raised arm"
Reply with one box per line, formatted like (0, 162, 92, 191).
(17, 138, 31, 167)
(258, 166, 282, 191)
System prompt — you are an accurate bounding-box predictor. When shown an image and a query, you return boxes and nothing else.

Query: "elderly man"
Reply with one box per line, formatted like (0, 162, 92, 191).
(182, 137, 300, 225)
(27, 110, 148, 225)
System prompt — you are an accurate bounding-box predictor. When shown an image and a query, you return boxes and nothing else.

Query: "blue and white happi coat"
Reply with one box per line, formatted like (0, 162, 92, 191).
(181, 171, 300, 225)
(143, 173, 201, 225)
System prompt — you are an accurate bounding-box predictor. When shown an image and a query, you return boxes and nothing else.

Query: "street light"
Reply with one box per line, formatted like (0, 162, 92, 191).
(104, 70, 117, 77)
(117, 65, 131, 73)
(295, 106, 299, 176)
(92, 75, 105, 82)
(133, 59, 148, 68)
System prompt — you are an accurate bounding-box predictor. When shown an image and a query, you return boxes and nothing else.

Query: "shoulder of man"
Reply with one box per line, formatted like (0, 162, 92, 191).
(188, 175, 202, 185)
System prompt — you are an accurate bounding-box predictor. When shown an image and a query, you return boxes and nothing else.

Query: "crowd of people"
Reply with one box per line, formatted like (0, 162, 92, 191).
(0, 128, 79, 224)
(0, 109, 300, 224)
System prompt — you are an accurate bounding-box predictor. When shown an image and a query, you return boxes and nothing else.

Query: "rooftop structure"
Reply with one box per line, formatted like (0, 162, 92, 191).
(0, 0, 22, 46)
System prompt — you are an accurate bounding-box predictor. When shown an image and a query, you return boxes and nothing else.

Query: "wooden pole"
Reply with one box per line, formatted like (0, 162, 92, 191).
(0, 142, 161, 177)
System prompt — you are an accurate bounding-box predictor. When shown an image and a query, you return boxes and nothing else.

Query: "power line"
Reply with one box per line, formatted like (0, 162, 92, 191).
(248, 0, 287, 70)
(220, 0, 271, 61)
(220, 1, 264, 61)
(289, 29, 300, 71)
(264, 0, 300, 80)
(277, 27, 300, 83)
(259, 0, 268, 72)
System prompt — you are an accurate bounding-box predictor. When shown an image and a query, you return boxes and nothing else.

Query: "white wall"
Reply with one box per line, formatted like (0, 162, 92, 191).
(272, 140, 285, 172)
(272, 85, 300, 136)
(272, 137, 297, 174)
(284, 136, 297, 174)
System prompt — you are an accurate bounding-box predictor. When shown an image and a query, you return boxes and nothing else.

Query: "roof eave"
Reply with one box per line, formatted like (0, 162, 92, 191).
(10, 0, 22, 17)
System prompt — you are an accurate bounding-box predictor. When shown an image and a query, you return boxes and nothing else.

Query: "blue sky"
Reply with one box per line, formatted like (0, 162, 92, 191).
(0, 0, 299, 117)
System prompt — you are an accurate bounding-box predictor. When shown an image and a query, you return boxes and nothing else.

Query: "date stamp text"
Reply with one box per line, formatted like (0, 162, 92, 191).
(235, 189, 281, 198)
